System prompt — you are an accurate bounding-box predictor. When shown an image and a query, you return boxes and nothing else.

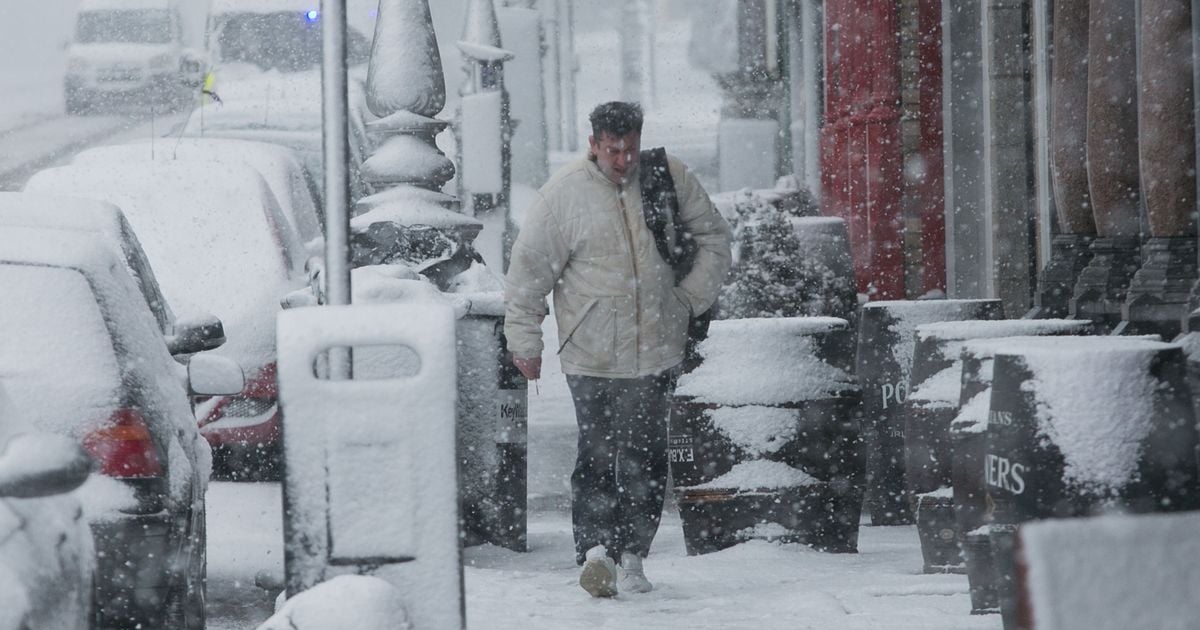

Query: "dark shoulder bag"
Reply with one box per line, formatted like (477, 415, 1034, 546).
(639, 147, 715, 365)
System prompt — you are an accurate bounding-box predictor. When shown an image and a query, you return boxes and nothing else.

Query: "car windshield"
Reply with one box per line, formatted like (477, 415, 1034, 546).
(75, 9, 173, 45)
(0, 264, 122, 435)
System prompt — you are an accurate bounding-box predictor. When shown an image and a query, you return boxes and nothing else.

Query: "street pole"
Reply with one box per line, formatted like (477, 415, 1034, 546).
(321, 0, 352, 379)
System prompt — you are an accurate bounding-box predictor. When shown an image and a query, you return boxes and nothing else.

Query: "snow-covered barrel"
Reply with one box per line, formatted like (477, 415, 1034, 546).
(985, 337, 1200, 628)
(905, 319, 1092, 574)
(670, 317, 862, 554)
(855, 299, 1004, 525)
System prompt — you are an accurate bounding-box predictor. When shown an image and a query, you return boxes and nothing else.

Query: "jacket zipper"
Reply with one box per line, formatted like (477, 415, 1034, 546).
(617, 187, 641, 372)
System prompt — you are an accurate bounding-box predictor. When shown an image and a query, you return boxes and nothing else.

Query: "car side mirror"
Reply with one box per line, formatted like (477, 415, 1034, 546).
(188, 354, 245, 396)
(167, 313, 227, 355)
(0, 433, 93, 498)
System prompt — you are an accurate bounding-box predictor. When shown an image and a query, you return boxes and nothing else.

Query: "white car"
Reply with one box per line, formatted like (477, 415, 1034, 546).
(64, 0, 203, 114)
(0, 228, 243, 628)
(0, 383, 95, 630)
(25, 160, 307, 480)
(0, 192, 227, 355)
(72, 138, 325, 250)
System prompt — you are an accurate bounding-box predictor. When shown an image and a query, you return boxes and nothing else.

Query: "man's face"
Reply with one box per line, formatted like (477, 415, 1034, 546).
(589, 130, 641, 185)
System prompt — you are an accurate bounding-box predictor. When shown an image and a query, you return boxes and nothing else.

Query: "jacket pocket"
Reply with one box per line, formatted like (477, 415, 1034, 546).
(557, 297, 600, 354)
(558, 296, 618, 369)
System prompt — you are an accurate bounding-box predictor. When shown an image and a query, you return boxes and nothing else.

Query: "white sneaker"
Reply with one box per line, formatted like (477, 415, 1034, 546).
(617, 552, 653, 594)
(579, 545, 618, 598)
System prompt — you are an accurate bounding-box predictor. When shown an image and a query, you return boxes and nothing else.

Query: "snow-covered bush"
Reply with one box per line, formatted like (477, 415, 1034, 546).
(717, 188, 856, 321)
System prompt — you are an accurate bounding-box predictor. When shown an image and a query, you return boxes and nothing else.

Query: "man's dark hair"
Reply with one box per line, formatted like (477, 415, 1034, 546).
(589, 101, 643, 138)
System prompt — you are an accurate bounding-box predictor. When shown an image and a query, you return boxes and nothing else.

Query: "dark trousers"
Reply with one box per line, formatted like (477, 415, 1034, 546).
(566, 369, 677, 565)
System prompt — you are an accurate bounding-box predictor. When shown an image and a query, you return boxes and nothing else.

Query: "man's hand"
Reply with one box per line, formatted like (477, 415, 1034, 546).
(512, 355, 542, 380)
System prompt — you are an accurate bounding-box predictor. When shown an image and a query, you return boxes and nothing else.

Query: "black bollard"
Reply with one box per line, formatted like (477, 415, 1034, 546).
(671, 317, 862, 554)
(855, 299, 1004, 525)
(986, 337, 1200, 629)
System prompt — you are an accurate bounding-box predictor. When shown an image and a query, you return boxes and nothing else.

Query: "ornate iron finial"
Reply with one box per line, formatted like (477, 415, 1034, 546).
(365, 0, 447, 119)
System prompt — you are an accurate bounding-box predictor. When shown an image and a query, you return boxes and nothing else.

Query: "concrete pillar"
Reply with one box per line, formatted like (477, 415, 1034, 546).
(942, 0, 988, 298)
(983, 0, 1035, 316)
(787, 0, 823, 199)
(1070, 0, 1143, 331)
(1121, 0, 1198, 337)
(1028, 0, 1096, 318)
(498, 5, 550, 188)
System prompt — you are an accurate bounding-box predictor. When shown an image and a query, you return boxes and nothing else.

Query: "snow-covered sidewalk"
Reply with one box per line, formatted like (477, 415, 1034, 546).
(464, 510, 999, 630)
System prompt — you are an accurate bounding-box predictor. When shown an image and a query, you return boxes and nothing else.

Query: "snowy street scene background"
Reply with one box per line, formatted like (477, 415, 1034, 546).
(3, 0, 1200, 629)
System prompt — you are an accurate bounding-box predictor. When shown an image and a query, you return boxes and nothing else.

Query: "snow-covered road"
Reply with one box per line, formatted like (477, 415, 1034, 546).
(0, 112, 191, 191)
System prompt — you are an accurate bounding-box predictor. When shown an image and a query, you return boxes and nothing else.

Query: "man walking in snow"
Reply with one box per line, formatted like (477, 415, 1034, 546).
(504, 101, 732, 597)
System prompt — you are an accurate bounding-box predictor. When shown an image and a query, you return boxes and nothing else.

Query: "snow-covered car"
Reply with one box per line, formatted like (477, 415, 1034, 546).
(24, 160, 307, 480)
(64, 0, 203, 114)
(71, 138, 324, 250)
(204, 0, 370, 73)
(0, 228, 244, 629)
(0, 192, 226, 356)
(0, 382, 95, 630)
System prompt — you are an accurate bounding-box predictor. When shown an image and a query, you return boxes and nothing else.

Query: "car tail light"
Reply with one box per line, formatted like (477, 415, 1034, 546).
(82, 408, 164, 478)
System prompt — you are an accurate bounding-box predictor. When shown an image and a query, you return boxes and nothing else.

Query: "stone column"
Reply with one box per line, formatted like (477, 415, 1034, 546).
(1070, 0, 1142, 331)
(1122, 0, 1198, 337)
(1028, 0, 1096, 318)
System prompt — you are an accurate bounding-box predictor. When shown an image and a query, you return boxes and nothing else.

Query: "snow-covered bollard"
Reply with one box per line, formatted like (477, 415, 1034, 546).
(905, 319, 1092, 574)
(855, 299, 1004, 525)
(985, 336, 1200, 628)
(257, 575, 411, 630)
(276, 303, 463, 630)
(670, 317, 862, 554)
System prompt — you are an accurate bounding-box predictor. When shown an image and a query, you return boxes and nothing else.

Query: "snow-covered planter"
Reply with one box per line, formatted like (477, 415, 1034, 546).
(854, 299, 1004, 526)
(905, 319, 1092, 574)
(670, 317, 862, 554)
(985, 336, 1200, 627)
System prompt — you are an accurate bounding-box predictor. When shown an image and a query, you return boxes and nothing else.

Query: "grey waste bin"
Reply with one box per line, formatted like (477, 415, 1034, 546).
(986, 336, 1200, 629)
(905, 319, 1092, 574)
(855, 299, 1004, 525)
(455, 296, 528, 552)
(670, 317, 862, 554)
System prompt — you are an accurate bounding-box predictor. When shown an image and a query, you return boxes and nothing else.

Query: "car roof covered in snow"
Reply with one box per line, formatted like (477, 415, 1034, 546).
(24, 160, 306, 365)
(72, 139, 322, 243)
(0, 191, 175, 332)
(0, 224, 125, 277)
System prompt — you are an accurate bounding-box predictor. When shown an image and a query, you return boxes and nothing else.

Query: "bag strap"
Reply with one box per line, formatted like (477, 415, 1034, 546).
(638, 147, 681, 270)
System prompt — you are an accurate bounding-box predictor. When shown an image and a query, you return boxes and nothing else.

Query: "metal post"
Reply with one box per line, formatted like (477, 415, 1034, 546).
(321, 0, 352, 379)
(562, 0, 578, 150)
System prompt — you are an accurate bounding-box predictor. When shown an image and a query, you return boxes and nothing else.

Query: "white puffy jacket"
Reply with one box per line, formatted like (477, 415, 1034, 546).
(504, 154, 733, 378)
